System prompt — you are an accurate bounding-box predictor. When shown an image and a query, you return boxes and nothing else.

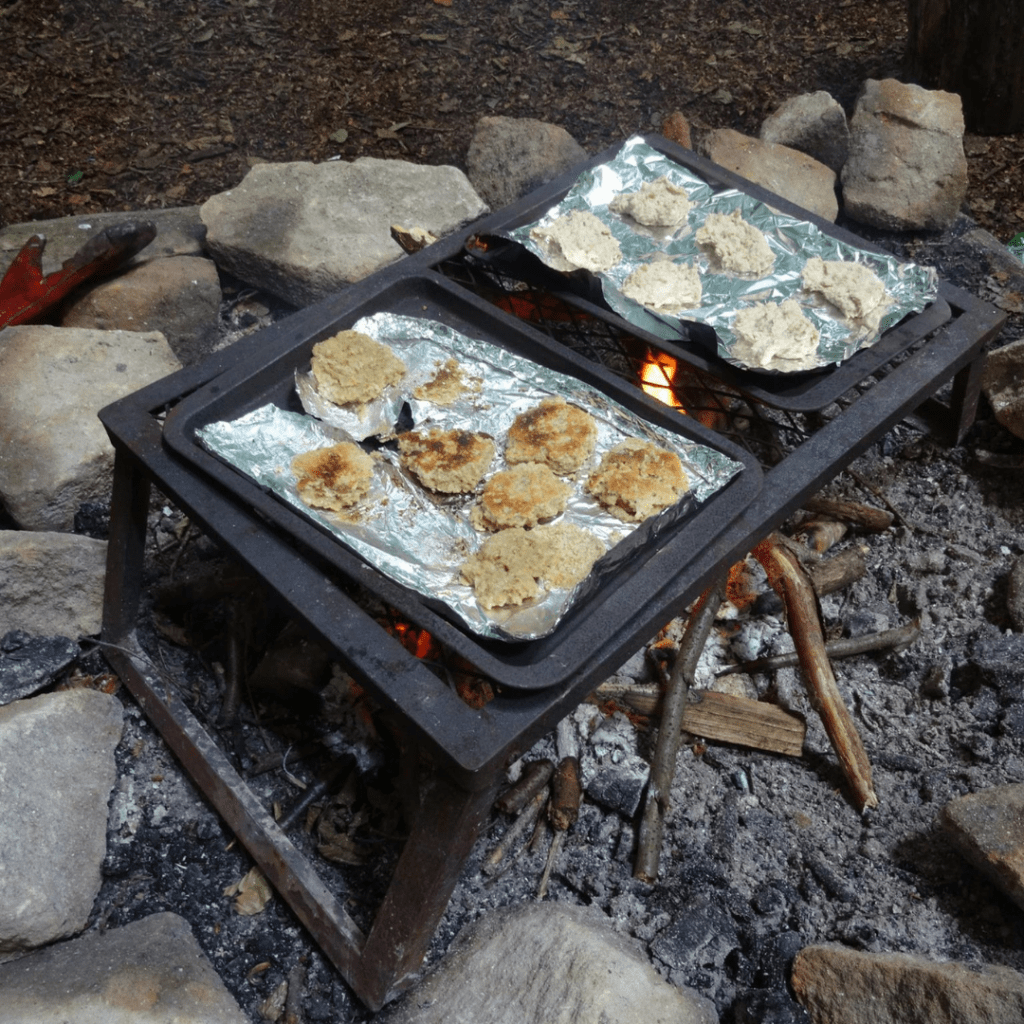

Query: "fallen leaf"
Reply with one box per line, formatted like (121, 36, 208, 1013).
(224, 867, 273, 915)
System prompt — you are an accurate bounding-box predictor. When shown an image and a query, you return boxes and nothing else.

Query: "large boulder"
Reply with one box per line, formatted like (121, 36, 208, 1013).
(0, 325, 181, 531)
(201, 158, 488, 306)
(0, 689, 123, 959)
(467, 116, 587, 209)
(379, 901, 718, 1024)
(841, 78, 968, 231)
(698, 128, 838, 222)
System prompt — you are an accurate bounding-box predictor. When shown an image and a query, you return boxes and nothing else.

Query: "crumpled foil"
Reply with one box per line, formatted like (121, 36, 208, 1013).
(507, 135, 940, 373)
(197, 313, 745, 642)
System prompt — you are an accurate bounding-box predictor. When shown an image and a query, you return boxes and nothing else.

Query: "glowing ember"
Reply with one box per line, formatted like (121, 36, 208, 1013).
(640, 351, 686, 410)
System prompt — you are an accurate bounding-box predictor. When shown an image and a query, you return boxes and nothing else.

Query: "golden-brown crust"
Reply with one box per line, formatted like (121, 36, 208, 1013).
(412, 357, 480, 405)
(471, 462, 571, 531)
(397, 428, 495, 493)
(310, 329, 406, 406)
(586, 438, 689, 522)
(291, 442, 374, 511)
(505, 397, 598, 476)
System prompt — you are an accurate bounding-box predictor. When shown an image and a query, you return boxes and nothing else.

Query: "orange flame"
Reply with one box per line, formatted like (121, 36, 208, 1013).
(640, 350, 686, 411)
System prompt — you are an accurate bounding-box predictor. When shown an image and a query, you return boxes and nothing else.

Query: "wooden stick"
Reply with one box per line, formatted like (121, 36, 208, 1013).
(483, 788, 547, 877)
(537, 754, 581, 899)
(753, 534, 878, 811)
(495, 758, 554, 815)
(718, 618, 922, 678)
(635, 574, 727, 882)
(754, 546, 866, 615)
(800, 496, 894, 532)
(795, 518, 848, 553)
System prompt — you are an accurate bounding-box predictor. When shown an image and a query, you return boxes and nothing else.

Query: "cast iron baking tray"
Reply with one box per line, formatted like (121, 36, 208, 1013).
(162, 270, 761, 691)
(464, 133, 953, 413)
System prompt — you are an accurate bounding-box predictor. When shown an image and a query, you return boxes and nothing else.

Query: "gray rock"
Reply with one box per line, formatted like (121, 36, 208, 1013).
(841, 79, 968, 231)
(0, 532, 107, 637)
(792, 944, 1024, 1024)
(60, 255, 222, 365)
(0, 325, 181, 530)
(378, 902, 718, 1024)
(586, 759, 650, 818)
(201, 158, 487, 306)
(0, 911, 248, 1023)
(0, 630, 79, 705)
(0, 207, 206, 278)
(982, 336, 1024, 441)
(0, 689, 123, 958)
(650, 894, 739, 975)
(467, 116, 587, 209)
(760, 91, 850, 174)
(699, 129, 838, 222)
(940, 783, 1024, 912)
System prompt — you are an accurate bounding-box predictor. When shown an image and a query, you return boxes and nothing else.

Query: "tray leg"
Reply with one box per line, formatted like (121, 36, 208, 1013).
(357, 767, 501, 1009)
(103, 447, 151, 643)
(949, 354, 985, 446)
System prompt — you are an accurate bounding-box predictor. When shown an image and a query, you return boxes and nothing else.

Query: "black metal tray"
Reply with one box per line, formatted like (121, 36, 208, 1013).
(162, 270, 761, 691)
(464, 133, 954, 413)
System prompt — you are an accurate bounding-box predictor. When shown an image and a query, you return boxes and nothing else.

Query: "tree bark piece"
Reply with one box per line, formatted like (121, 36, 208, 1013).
(682, 691, 806, 757)
(753, 534, 879, 811)
(495, 759, 554, 816)
(635, 574, 727, 883)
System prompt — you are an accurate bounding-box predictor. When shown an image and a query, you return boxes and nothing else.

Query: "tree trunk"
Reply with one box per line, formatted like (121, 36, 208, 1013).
(905, 0, 1024, 134)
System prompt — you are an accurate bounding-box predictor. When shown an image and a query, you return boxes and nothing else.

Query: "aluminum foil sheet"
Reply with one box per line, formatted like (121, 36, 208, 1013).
(507, 135, 940, 373)
(197, 313, 744, 642)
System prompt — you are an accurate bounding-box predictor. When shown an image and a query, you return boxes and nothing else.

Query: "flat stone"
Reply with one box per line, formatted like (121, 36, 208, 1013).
(792, 944, 1024, 1024)
(0, 630, 79, 705)
(759, 91, 850, 174)
(0, 689, 123, 958)
(940, 783, 1024, 911)
(0, 207, 206, 278)
(60, 255, 222, 366)
(699, 128, 838, 222)
(841, 79, 968, 231)
(1008, 555, 1024, 633)
(0, 532, 107, 637)
(982, 336, 1024, 441)
(201, 158, 487, 306)
(378, 902, 718, 1024)
(466, 116, 587, 209)
(0, 912, 248, 1023)
(0, 325, 181, 530)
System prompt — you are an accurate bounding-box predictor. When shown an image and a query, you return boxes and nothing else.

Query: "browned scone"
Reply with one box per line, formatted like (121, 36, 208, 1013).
(459, 522, 605, 609)
(412, 358, 480, 405)
(397, 428, 495, 493)
(310, 329, 406, 405)
(471, 463, 571, 531)
(292, 442, 374, 512)
(586, 438, 689, 522)
(505, 397, 598, 476)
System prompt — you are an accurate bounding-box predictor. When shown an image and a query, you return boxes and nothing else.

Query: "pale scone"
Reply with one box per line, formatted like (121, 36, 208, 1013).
(610, 176, 693, 227)
(292, 442, 374, 512)
(310, 329, 406, 405)
(505, 397, 598, 476)
(621, 261, 702, 313)
(459, 522, 605, 609)
(586, 438, 689, 523)
(802, 257, 887, 322)
(471, 463, 572, 531)
(731, 299, 821, 372)
(531, 210, 622, 273)
(397, 428, 495, 494)
(695, 209, 774, 276)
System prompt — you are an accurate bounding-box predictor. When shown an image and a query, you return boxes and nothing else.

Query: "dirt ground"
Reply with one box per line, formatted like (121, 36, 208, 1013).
(2, 0, 1022, 246)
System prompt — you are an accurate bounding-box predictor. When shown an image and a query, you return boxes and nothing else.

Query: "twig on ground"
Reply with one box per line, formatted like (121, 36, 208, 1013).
(537, 723, 583, 898)
(753, 534, 879, 811)
(634, 573, 728, 883)
(483, 788, 547, 878)
(800, 496, 895, 532)
(495, 758, 554, 815)
(717, 618, 922, 677)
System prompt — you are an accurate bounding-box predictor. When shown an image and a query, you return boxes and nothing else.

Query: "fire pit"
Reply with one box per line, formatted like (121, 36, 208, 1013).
(97, 137, 1006, 1010)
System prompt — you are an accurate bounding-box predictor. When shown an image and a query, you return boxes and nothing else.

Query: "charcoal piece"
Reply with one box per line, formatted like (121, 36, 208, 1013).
(0, 630, 78, 706)
(735, 988, 811, 1024)
(650, 893, 739, 972)
(964, 626, 1024, 700)
(750, 929, 805, 987)
(73, 501, 110, 539)
(585, 761, 648, 818)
